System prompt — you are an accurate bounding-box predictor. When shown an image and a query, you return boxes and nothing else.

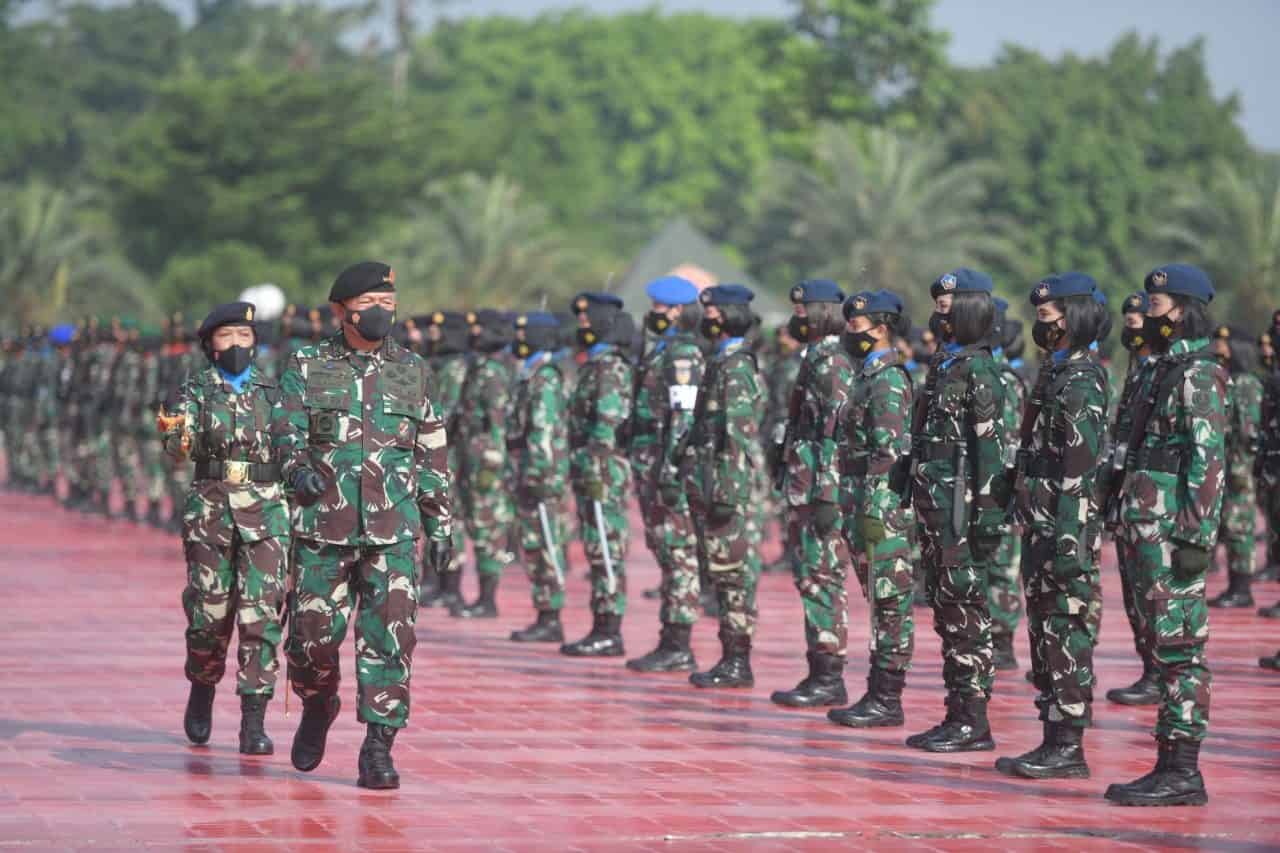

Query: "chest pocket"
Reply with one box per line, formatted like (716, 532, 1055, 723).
(381, 360, 426, 448)
(304, 362, 352, 444)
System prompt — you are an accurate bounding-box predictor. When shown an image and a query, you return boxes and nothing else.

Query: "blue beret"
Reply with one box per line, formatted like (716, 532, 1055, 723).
(514, 311, 558, 329)
(993, 296, 1009, 314)
(329, 261, 395, 302)
(1093, 288, 1108, 305)
(1144, 263, 1214, 304)
(571, 292, 624, 314)
(790, 279, 844, 304)
(1029, 271, 1097, 306)
(931, 268, 993, 298)
(1121, 292, 1149, 314)
(48, 324, 77, 346)
(645, 275, 698, 306)
(700, 284, 754, 306)
(197, 301, 257, 339)
(843, 289, 904, 320)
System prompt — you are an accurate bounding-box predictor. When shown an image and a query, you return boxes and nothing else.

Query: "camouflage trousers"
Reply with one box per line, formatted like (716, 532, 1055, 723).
(112, 431, 142, 502)
(574, 485, 630, 616)
(1022, 530, 1098, 727)
(988, 531, 1023, 639)
(182, 534, 287, 696)
(919, 516, 994, 699)
(1114, 534, 1152, 666)
(461, 471, 514, 579)
(1217, 488, 1257, 578)
(167, 453, 192, 515)
(286, 538, 418, 728)
(136, 434, 167, 503)
(516, 495, 568, 613)
(654, 491, 702, 627)
(845, 512, 915, 673)
(699, 506, 757, 642)
(788, 505, 851, 658)
(1122, 521, 1211, 742)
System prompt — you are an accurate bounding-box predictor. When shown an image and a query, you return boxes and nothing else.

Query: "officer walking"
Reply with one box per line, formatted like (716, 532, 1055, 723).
(276, 262, 452, 789)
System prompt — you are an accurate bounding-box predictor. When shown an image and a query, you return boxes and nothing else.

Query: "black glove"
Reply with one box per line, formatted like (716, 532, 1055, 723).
(1172, 543, 1210, 578)
(812, 501, 840, 537)
(291, 468, 326, 506)
(428, 539, 454, 572)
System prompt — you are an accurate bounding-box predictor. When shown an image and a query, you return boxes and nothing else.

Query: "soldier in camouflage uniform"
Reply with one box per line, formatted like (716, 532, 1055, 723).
(1258, 351, 1280, 622)
(769, 279, 854, 708)
(762, 323, 803, 573)
(137, 333, 170, 527)
(680, 285, 762, 688)
(419, 310, 470, 609)
(996, 273, 1110, 780)
(276, 262, 452, 789)
(111, 324, 147, 521)
(827, 290, 916, 728)
(561, 293, 634, 658)
(904, 269, 1011, 753)
(161, 315, 198, 532)
(449, 310, 513, 618)
(1104, 292, 1164, 706)
(507, 313, 571, 642)
(1206, 326, 1263, 608)
(628, 276, 706, 673)
(988, 298, 1026, 672)
(162, 302, 288, 756)
(1105, 264, 1226, 807)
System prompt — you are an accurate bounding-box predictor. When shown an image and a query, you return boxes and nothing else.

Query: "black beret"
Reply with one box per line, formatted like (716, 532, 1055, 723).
(1122, 292, 1149, 314)
(1144, 264, 1214, 304)
(1029, 271, 1097, 306)
(197, 302, 257, 340)
(329, 261, 395, 303)
(843, 289, 904, 320)
(571, 292, 624, 314)
(789, 279, 844, 304)
(516, 311, 559, 329)
(931, 268, 993, 299)
(700, 284, 755, 306)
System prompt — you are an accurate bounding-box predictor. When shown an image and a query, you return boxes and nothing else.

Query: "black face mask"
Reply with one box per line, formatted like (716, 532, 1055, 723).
(214, 344, 254, 375)
(1148, 312, 1176, 350)
(1120, 326, 1147, 352)
(842, 329, 878, 358)
(646, 310, 673, 335)
(351, 305, 394, 341)
(787, 314, 809, 344)
(576, 327, 599, 349)
(1031, 319, 1065, 352)
(928, 311, 952, 343)
(700, 316, 723, 340)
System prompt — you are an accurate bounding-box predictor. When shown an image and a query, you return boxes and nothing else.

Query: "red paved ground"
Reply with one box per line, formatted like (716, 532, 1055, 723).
(1, 490, 1279, 851)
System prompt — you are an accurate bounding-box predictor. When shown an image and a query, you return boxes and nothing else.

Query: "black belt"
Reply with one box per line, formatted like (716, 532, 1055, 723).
(1131, 446, 1182, 475)
(194, 460, 281, 484)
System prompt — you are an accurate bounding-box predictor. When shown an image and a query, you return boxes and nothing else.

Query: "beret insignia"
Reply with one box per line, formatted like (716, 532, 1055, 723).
(516, 315, 528, 327)
(466, 312, 477, 324)
(939, 274, 957, 292)
(1151, 270, 1168, 287)
(432, 312, 444, 324)
(575, 297, 589, 313)
(852, 296, 867, 310)
(790, 285, 804, 303)
(1216, 325, 1229, 339)
(245, 307, 254, 321)
(385, 268, 395, 284)
(1034, 283, 1050, 301)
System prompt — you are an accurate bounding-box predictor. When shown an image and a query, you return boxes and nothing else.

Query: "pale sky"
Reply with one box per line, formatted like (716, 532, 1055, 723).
(418, 0, 1278, 150)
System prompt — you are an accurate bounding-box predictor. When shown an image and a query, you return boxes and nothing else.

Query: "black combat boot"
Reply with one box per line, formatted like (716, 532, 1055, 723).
(1208, 573, 1253, 608)
(1106, 660, 1161, 705)
(770, 652, 848, 708)
(357, 724, 400, 790)
(627, 624, 696, 672)
(999, 722, 1089, 779)
(145, 499, 164, 528)
(690, 632, 754, 688)
(1105, 739, 1207, 806)
(423, 570, 463, 610)
(1257, 561, 1279, 582)
(451, 574, 499, 619)
(124, 499, 143, 524)
(290, 694, 341, 772)
(1258, 601, 1280, 619)
(992, 633, 1018, 671)
(828, 667, 905, 728)
(183, 683, 216, 745)
(1259, 650, 1280, 670)
(238, 694, 273, 755)
(560, 613, 625, 657)
(511, 610, 564, 643)
(911, 695, 995, 753)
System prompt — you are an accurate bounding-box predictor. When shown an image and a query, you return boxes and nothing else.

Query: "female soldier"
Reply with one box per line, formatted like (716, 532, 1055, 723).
(770, 280, 855, 708)
(905, 269, 1011, 752)
(827, 290, 916, 729)
(162, 302, 289, 755)
(995, 273, 1109, 780)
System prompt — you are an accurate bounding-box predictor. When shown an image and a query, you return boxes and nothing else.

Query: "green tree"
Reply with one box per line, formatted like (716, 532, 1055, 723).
(743, 124, 1020, 316)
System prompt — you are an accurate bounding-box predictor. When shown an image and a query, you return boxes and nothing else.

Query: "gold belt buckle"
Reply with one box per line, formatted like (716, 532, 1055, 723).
(225, 461, 249, 485)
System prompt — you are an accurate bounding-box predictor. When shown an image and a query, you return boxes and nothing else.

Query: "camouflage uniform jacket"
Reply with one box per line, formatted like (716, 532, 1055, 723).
(839, 350, 912, 521)
(629, 332, 667, 480)
(455, 354, 511, 480)
(1119, 338, 1228, 548)
(651, 334, 705, 492)
(1260, 371, 1280, 487)
(275, 334, 451, 546)
(764, 348, 802, 440)
(428, 353, 468, 428)
(911, 346, 1011, 538)
(783, 336, 855, 507)
(677, 339, 760, 506)
(509, 355, 569, 499)
(164, 364, 289, 546)
(1018, 349, 1109, 572)
(568, 345, 633, 490)
(1224, 372, 1262, 491)
(112, 347, 146, 437)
